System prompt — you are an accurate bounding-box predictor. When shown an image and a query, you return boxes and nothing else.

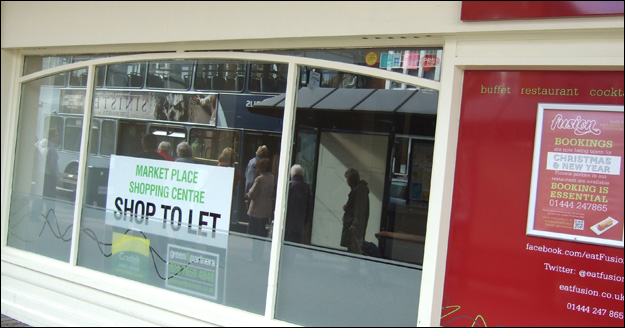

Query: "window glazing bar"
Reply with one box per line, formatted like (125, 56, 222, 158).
(264, 62, 299, 319)
(68, 65, 96, 265)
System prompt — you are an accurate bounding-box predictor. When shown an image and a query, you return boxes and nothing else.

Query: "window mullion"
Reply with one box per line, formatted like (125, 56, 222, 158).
(68, 65, 96, 265)
(264, 62, 299, 319)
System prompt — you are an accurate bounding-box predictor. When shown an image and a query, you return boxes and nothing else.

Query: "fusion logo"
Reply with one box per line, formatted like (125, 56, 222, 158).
(550, 114, 601, 136)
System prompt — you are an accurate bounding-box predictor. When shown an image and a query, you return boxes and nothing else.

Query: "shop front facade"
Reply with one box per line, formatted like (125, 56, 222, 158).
(1, 2, 623, 327)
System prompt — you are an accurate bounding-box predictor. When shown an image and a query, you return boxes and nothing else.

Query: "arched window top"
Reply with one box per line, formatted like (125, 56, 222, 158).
(19, 51, 441, 91)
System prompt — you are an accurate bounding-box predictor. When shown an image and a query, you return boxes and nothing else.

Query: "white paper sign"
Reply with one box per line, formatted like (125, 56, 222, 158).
(105, 155, 234, 248)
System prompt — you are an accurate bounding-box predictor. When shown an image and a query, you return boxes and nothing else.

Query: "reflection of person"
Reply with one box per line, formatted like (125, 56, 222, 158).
(137, 133, 166, 160)
(245, 145, 269, 195)
(157, 141, 174, 161)
(175, 142, 195, 163)
(32, 128, 60, 221)
(341, 168, 370, 254)
(32, 137, 47, 195)
(218, 147, 241, 186)
(43, 128, 60, 199)
(245, 158, 275, 239)
(191, 137, 204, 158)
(193, 94, 217, 125)
(285, 164, 313, 243)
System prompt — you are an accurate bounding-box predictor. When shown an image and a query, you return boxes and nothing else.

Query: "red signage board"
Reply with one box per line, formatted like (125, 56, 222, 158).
(443, 71, 624, 327)
(461, 1, 624, 21)
(528, 104, 624, 247)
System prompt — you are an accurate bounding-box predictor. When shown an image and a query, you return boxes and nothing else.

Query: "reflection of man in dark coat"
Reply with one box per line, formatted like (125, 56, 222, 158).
(31, 128, 60, 221)
(43, 128, 60, 199)
(285, 164, 313, 243)
(341, 168, 370, 254)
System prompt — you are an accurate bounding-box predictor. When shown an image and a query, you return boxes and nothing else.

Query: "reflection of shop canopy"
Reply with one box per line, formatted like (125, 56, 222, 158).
(250, 87, 438, 117)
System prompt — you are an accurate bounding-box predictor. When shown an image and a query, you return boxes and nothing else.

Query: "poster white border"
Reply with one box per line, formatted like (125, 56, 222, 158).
(526, 103, 624, 248)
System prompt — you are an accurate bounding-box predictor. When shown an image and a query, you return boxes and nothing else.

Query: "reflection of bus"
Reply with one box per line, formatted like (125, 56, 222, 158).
(44, 58, 288, 231)
(43, 114, 115, 196)
(38, 48, 443, 260)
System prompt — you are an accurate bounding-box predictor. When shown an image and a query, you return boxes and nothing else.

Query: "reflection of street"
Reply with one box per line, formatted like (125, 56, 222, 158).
(7, 193, 76, 261)
(79, 206, 275, 310)
(223, 234, 271, 314)
(9, 191, 423, 326)
(274, 245, 422, 326)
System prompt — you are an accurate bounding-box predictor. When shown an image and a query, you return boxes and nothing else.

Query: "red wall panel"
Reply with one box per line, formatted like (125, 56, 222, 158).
(442, 71, 624, 327)
(461, 1, 624, 21)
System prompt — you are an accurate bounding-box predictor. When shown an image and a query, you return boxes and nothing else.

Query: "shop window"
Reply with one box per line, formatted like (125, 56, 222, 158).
(6, 72, 85, 261)
(75, 58, 286, 316)
(275, 68, 437, 326)
(9, 52, 439, 326)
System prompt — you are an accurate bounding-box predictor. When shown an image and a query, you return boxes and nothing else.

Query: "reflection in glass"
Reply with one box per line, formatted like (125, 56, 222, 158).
(106, 62, 146, 88)
(147, 60, 193, 90)
(10, 54, 437, 324)
(276, 69, 437, 326)
(69, 66, 105, 88)
(266, 47, 443, 88)
(7, 73, 84, 262)
(75, 59, 286, 315)
(194, 60, 246, 92)
(248, 63, 288, 93)
(23, 55, 71, 76)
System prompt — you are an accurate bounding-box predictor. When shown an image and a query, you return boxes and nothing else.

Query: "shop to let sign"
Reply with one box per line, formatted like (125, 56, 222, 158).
(104, 155, 234, 248)
(527, 103, 624, 248)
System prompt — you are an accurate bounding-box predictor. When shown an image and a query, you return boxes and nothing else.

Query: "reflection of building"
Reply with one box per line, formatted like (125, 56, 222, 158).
(1, 2, 623, 327)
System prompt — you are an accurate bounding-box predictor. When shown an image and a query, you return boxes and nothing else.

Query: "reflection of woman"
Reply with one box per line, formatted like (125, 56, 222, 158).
(218, 147, 241, 186)
(245, 158, 275, 238)
(285, 164, 312, 243)
(157, 141, 174, 161)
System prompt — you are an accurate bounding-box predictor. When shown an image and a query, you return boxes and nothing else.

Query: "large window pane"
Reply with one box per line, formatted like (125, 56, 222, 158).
(7, 72, 85, 261)
(76, 59, 285, 315)
(276, 247, 421, 326)
(275, 68, 437, 326)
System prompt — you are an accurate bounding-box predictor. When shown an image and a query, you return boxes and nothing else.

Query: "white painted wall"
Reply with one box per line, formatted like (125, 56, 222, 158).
(2, 1, 623, 50)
